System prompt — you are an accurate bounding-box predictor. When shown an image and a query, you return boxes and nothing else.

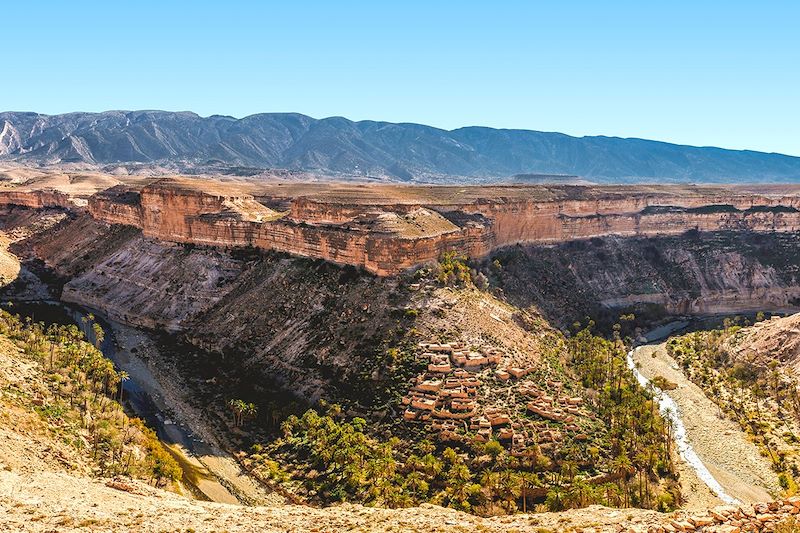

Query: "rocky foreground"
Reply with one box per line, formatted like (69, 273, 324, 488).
(3, 463, 800, 533)
(654, 500, 800, 533)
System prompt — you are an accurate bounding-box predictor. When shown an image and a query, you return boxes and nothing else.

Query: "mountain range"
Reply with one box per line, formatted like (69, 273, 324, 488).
(1, 110, 799, 183)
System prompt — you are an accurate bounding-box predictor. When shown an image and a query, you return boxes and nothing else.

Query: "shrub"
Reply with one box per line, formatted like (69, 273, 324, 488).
(435, 252, 472, 286)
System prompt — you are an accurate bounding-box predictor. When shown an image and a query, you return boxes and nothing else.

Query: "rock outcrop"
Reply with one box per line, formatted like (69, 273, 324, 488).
(89, 179, 495, 275)
(83, 179, 800, 276)
(0, 189, 80, 210)
(492, 231, 800, 327)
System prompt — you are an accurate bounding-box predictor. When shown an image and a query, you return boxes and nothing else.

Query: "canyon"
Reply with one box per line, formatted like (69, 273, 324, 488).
(4, 173, 800, 335)
(6, 174, 800, 276)
(5, 171, 800, 531)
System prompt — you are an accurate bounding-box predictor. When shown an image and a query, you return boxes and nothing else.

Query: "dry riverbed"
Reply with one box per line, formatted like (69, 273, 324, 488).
(632, 343, 779, 508)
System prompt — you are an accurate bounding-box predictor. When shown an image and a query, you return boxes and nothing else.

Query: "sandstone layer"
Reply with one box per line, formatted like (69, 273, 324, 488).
(85, 179, 800, 275)
(2, 178, 800, 275)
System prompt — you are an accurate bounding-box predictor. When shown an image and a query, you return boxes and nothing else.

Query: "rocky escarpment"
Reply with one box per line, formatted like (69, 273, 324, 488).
(89, 180, 495, 275)
(0, 188, 81, 210)
(7, 213, 417, 402)
(10, 180, 800, 401)
(12, 208, 800, 400)
(489, 231, 800, 328)
(84, 179, 800, 276)
(11, 214, 248, 332)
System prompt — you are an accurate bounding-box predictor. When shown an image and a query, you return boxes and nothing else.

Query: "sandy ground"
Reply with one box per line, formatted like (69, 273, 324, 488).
(0, 469, 670, 533)
(632, 343, 779, 508)
(109, 322, 284, 506)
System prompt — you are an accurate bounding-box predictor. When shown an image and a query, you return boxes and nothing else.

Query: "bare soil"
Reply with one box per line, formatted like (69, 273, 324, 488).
(632, 343, 779, 507)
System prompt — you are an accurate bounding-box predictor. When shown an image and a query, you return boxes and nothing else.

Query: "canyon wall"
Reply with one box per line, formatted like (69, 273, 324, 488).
(89, 182, 494, 275)
(491, 231, 800, 327)
(55, 180, 800, 275)
(459, 194, 800, 245)
(0, 189, 81, 211)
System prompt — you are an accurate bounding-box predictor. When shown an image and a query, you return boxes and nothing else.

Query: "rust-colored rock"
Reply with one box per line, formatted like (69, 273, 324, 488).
(15, 177, 800, 276)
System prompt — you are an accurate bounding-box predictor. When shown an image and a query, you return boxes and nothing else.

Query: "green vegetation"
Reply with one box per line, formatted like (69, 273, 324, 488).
(666, 323, 800, 494)
(567, 326, 679, 510)
(0, 309, 181, 487)
(650, 375, 678, 391)
(244, 325, 679, 515)
(228, 398, 258, 427)
(434, 251, 473, 286)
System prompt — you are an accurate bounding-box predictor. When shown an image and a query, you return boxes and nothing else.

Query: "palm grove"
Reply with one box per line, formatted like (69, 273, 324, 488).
(243, 256, 682, 515)
(0, 309, 181, 486)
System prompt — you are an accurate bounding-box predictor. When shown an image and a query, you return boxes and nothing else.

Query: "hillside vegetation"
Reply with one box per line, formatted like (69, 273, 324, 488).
(666, 316, 800, 496)
(234, 259, 682, 515)
(0, 308, 180, 487)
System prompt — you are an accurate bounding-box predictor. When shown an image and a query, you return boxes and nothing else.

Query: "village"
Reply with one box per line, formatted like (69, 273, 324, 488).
(401, 338, 593, 454)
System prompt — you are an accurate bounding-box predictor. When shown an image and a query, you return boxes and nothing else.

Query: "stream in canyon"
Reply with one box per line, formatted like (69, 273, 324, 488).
(1, 300, 242, 504)
(626, 318, 779, 507)
(625, 323, 740, 505)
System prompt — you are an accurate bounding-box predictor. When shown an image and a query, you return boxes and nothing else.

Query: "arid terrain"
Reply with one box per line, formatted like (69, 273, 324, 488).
(4, 168, 800, 531)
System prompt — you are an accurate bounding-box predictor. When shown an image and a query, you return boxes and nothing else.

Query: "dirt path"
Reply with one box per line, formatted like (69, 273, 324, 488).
(632, 343, 779, 508)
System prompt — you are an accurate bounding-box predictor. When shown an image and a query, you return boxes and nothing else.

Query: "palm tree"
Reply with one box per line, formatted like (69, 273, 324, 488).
(228, 399, 257, 426)
(479, 470, 500, 501)
(117, 371, 129, 402)
(92, 323, 105, 349)
(497, 469, 521, 512)
(404, 470, 429, 500)
(545, 485, 565, 511)
(519, 471, 539, 513)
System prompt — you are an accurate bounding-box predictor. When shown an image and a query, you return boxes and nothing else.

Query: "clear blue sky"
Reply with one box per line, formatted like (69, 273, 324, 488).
(3, 1, 799, 155)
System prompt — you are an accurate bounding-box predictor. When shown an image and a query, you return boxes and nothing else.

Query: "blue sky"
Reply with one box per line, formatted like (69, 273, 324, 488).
(3, 1, 799, 155)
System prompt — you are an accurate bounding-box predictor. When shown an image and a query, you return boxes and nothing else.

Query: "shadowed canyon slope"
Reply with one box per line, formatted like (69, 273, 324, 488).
(5, 176, 800, 530)
(3, 111, 800, 182)
(7, 194, 800, 400)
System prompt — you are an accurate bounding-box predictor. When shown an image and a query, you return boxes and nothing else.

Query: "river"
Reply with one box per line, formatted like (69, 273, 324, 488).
(626, 345, 740, 505)
(2, 300, 242, 504)
(625, 319, 772, 506)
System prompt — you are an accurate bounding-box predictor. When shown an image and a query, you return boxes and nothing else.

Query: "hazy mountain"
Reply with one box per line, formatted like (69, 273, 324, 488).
(1, 110, 799, 183)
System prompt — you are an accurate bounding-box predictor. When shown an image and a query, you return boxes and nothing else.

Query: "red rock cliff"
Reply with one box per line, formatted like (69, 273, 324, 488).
(84, 180, 800, 276)
(0, 189, 80, 210)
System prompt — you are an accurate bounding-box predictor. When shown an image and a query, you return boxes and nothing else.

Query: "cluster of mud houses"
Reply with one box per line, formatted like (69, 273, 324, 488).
(402, 340, 530, 451)
(402, 341, 505, 423)
(402, 340, 592, 453)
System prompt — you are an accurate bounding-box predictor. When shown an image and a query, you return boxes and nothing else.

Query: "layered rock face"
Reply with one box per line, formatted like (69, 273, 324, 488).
(491, 231, 800, 327)
(79, 179, 800, 275)
(464, 193, 800, 245)
(0, 189, 80, 210)
(16, 214, 248, 332)
(90, 180, 495, 275)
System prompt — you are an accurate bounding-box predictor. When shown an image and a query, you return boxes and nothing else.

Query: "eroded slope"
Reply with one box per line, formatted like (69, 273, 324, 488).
(489, 232, 800, 328)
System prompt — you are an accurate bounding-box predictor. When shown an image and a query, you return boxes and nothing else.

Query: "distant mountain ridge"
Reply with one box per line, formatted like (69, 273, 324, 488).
(1, 110, 800, 183)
